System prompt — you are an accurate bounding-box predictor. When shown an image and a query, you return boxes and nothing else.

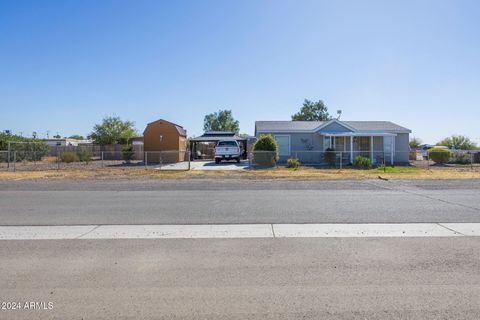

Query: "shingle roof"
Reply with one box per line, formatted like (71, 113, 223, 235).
(255, 120, 411, 133)
(256, 121, 321, 131)
(190, 134, 246, 142)
(343, 121, 411, 132)
(174, 125, 187, 137)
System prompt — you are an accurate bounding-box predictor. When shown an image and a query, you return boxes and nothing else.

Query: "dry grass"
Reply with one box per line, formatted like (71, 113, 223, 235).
(0, 166, 479, 181)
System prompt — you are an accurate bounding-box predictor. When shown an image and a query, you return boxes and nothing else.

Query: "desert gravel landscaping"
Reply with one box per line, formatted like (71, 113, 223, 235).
(0, 165, 480, 181)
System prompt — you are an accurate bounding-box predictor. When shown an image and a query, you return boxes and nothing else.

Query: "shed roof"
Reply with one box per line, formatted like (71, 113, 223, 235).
(144, 119, 187, 136)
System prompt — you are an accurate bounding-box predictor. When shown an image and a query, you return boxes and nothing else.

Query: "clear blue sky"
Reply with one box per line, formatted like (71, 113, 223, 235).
(1, 0, 479, 144)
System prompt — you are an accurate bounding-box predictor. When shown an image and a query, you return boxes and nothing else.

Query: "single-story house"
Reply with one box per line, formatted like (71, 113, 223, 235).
(128, 136, 144, 146)
(255, 119, 411, 165)
(43, 138, 93, 147)
(143, 119, 187, 162)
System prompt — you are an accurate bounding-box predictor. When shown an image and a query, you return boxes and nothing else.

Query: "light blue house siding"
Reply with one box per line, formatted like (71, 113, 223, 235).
(263, 132, 318, 162)
(394, 133, 410, 163)
(320, 121, 353, 133)
(255, 120, 412, 165)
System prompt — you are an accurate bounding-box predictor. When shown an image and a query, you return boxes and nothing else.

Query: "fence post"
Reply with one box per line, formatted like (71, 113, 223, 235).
(187, 151, 191, 170)
(101, 152, 104, 168)
(144, 152, 147, 169)
(7, 142, 10, 169)
(339, 152, 342, 169)
(471, 152, 474, 171)
(13, 151, 16, 172)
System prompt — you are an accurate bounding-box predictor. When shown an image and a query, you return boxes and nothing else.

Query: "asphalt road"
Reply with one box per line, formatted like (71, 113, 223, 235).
(0, 179, 479, 225)
(1, 179, 480, 319)
(1, 237, 479, 319)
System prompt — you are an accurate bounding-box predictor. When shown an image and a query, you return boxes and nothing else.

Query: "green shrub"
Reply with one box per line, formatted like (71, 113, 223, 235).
(428, 148, 450, 164)
(252, 135, 279, 166)
(76, 149, 92, 163)
(121, 145, 135, 163)
(60, 152, 79, 163)
(353, 156, 372, 169)
(253, 135, 279, 159)
(286, 158, 300, 169)
(0, 132, 50, 161)
(324, 147, 336, 166)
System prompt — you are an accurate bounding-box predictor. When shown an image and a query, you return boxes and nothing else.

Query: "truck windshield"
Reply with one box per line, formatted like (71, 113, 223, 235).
(217, 141, 237, 147)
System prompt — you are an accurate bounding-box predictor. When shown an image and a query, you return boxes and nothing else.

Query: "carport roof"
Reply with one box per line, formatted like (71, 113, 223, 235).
(190, 134, 247, 142)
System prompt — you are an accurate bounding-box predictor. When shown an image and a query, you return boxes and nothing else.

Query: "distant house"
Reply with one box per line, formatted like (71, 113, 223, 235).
(43, 138, 93, 147)
(128, 136, 144, 146)
(143, 119, 187, 162)
(255, 119, 411, 165)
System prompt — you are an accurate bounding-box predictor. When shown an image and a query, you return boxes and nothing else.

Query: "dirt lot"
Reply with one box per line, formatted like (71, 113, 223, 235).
(0, 164, 479, 181)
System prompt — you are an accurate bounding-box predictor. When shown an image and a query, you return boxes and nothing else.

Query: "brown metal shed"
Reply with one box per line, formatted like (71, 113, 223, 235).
(143, 119, 187, 162)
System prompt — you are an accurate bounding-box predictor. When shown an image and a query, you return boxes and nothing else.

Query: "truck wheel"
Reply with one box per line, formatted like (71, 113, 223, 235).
(236, 157, 241, 163)
(215, 159, 220, 164)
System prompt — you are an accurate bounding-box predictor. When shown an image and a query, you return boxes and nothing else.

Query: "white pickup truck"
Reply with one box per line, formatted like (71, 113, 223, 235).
(214, 140, 241, 164)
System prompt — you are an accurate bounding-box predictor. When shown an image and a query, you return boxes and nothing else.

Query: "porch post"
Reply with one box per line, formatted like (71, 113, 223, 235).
(370, 136, 374, 164)
(350, 136, 353, 164)
(391, 137, 394, 165)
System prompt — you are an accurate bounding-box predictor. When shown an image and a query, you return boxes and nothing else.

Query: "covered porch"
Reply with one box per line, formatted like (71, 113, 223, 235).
(322, 133, 396, 165)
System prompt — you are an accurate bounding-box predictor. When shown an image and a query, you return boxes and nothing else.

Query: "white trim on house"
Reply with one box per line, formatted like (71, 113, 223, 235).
(314, 119, 356, 132)
(273, 134, 291, 156)
(318, 132, 397, 137)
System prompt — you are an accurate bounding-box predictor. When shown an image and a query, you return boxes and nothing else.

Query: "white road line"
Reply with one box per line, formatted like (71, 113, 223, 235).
(81, 224, 273, 239)
(440, 223, 480, 236)
(272, 223, 462, 238)
(0, 225, 96, 240)
(0, 223, 478, 240)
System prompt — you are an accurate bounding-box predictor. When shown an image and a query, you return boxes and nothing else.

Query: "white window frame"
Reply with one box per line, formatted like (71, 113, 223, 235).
(274, 135, 291, 156)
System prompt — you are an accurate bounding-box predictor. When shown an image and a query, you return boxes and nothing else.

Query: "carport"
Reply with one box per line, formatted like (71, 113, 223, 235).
(189, 132, 248, 160)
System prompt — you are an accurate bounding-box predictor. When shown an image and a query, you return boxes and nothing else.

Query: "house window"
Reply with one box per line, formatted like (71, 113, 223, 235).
(274, 135, 290, 156)
(334, 137, 345, 151)
(353, 136, 370, 151)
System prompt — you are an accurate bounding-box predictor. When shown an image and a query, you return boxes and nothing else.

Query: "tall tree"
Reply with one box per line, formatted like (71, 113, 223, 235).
(437, 135, 477, 150)
(90, 116, 136, 145)
(203, 109, 240, 134)
(291, 99, 331, 121)
(409, 137, 422, 149)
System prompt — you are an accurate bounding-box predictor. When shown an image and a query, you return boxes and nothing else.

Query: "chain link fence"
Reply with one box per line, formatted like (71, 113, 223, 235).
(249, 150, 480, 170)
(250, 151, 395, 169)
(0, 150, 191, 171)
(409, 149, 480, 170)
(1, 148, 479, 172)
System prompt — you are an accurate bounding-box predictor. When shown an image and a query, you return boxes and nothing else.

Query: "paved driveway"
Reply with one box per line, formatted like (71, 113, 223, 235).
(159, 160, 249, 170)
